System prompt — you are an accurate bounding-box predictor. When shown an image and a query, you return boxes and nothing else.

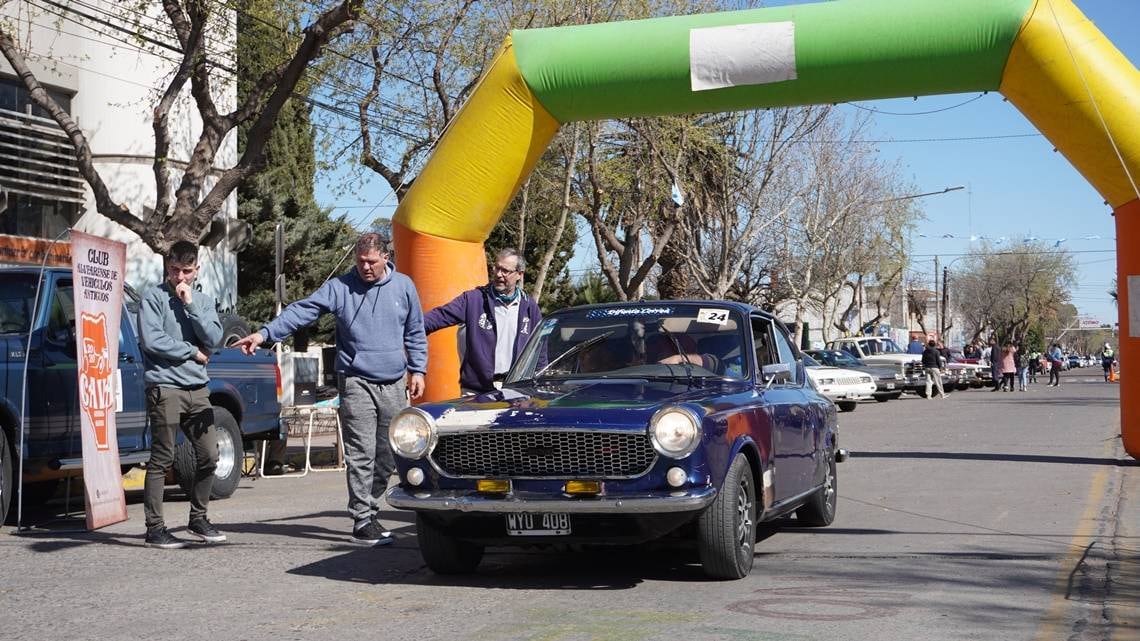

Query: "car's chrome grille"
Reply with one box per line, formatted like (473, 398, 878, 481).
(431, 430, 657, 478)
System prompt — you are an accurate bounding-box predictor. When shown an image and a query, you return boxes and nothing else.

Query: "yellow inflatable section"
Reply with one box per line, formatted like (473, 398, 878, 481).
(1000, 0, 1140, 208)
(393, 39, 559, 401)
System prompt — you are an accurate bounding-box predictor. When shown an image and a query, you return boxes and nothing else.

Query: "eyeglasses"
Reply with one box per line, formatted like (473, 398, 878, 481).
(492, 265, 521, 275)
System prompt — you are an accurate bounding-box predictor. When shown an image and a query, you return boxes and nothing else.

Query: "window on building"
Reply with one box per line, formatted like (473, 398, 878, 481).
(0, 76, 84, 241)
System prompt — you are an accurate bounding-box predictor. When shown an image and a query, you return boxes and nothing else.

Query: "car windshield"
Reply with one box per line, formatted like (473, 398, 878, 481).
(802, 354, 821, 367)
(509, 304, 749, 383)
(0, 273, 38, 334)
(814, 350, 862, 367)
(875, 338, 905, 354)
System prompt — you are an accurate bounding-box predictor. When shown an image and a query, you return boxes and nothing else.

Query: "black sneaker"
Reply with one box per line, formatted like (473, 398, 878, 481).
(351, 520, 395, 547)
(188, 517, 227, 543)
(145, 526, 188, 549)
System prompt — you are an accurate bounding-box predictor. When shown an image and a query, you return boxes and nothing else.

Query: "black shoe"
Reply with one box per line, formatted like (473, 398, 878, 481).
(264, 461, 285, 476)
(145, 526, 188, 549)
(351, 520, 395, 547)
(188, 517, 227, 543)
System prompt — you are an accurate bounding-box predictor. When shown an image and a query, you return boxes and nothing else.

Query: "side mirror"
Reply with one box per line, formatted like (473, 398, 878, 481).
(761, 362, 791, 385)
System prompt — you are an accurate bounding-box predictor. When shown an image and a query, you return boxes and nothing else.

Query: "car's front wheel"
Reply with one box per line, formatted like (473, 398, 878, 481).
(796, 451, 837, 527)
(417, 513, 484, 574)
(837, 401, 857, 412)
(697, 453, 756, 580)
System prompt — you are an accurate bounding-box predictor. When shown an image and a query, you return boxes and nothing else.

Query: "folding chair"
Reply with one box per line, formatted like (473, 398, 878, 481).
(259, 398, 346, 478)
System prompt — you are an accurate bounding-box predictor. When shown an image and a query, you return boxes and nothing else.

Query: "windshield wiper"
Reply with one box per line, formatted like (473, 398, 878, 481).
(535, 331, 614, 378)
(659, 325, 694, 386)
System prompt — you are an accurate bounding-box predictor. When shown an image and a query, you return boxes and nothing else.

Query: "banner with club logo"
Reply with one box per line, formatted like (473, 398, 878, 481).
(70, 231, 128, 529)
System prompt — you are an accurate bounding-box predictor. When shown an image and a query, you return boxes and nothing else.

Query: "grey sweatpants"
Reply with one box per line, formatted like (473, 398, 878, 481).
(338, 375, 408, 527)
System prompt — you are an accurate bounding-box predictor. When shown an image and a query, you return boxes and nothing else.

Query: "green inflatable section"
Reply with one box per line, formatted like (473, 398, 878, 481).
(511, 0, 1032, 122)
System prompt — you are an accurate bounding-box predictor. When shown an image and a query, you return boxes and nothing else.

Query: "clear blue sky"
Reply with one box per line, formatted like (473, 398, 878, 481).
(313, 0, 1137, 326)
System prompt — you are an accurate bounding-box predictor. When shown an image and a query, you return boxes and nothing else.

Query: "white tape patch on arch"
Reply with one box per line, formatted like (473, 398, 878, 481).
(689, 21, 797, 92)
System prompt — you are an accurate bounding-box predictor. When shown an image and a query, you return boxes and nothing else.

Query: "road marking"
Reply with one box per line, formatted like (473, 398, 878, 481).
(1031, 434, 1118, 641)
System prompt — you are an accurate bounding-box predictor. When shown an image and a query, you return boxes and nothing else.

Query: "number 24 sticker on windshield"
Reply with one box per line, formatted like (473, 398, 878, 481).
(697, 308, 729, 325)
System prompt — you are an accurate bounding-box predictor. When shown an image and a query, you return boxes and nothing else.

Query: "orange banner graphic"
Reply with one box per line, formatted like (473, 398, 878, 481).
(70, 231, 128, 529)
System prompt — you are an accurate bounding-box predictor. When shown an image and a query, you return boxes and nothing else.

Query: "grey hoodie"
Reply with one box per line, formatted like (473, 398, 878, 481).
(138, 283, 223, 388)
(261, 263, 427, 381)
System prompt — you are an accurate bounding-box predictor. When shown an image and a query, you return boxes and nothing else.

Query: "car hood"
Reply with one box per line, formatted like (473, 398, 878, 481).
(420, 379, 750, 430)
(805, 366, 870, 381)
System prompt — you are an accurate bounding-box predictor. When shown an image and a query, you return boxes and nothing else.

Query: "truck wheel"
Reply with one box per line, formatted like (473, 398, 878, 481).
(697, 453, 756, 579)
(174, 407, 242, 500)
(1, 428, 12, 525)
(219, 312, 251, 347)
(416, 513, 484, 574)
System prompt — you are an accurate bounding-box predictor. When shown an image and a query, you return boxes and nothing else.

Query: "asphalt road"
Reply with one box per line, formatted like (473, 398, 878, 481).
(1, 374, 1136, 641)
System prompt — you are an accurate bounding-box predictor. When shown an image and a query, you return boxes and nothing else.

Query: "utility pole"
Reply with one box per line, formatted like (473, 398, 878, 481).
(934, 256, 940, 339)
(941, 266, 950, 341)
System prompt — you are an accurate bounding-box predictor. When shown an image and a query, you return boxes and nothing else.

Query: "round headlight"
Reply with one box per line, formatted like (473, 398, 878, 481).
(649, 407, 701, 459)
(389, 408, 436, 459)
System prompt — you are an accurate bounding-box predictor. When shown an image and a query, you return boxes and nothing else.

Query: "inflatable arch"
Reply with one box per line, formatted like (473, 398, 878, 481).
(391, 0, 1140, 456)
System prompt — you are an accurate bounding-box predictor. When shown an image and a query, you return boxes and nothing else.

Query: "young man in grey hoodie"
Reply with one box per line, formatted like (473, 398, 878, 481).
(138, 241, 225, 549)
(234, 233, 427, 546)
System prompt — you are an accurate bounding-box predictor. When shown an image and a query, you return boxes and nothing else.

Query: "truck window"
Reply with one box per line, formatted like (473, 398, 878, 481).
(47, 280, 75, 341)
(0, 273, 37, 334)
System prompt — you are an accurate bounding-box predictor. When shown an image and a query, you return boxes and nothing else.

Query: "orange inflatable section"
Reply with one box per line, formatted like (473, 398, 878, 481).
(393, 221, 488, 402)
(1116, 198, 1140, 458)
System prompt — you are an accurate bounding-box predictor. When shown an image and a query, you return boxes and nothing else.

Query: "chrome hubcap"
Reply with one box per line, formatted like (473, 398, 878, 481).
(215, 428, 235, 480)
(736, 477, 754, 553)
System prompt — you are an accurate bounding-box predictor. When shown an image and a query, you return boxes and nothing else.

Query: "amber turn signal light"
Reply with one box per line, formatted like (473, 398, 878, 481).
(476, 479, 510, 493)
(564, 480, 602, 495)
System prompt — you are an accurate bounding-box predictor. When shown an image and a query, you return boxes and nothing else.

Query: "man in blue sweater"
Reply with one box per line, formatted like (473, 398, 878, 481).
(424, 248, 542, 395)
(138, 241, 224, 549)
(234, 233, 427, 546)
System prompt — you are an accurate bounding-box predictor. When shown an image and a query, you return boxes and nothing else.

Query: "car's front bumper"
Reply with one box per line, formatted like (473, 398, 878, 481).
(385, 485, 718, 514)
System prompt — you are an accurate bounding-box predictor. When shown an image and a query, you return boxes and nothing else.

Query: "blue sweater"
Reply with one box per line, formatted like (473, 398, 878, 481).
(261, 264, 427, 382)
(138, 283, 223, 388)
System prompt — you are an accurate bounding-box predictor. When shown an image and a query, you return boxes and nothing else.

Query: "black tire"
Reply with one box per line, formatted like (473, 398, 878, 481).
(874, 395, 890, 403)
(218, 312, 251, 348)
(697, 453, 757, 580)
(837, 401, 857, 412)
(796, 451, 837, 527)
(1, 428, 12, 525)
(914, 388, 928, 398)
(174, 407, 241, 500)
(416, 512, 484, 575)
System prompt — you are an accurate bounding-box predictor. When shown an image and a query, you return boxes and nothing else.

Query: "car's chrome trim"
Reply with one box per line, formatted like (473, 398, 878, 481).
(384, 485, 718, 513)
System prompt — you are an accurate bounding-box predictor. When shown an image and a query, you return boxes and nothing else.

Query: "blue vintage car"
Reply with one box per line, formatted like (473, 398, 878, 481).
(385, 301, 843, 579)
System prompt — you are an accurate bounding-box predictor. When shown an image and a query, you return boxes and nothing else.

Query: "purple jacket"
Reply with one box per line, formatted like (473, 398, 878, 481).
(424, 285, 542, 392)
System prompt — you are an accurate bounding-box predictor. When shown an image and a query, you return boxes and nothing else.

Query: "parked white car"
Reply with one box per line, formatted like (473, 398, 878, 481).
(803, 354, 877, 412)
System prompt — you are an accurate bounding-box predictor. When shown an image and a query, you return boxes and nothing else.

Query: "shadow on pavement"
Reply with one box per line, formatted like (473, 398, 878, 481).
(852, 450, 1138, 466)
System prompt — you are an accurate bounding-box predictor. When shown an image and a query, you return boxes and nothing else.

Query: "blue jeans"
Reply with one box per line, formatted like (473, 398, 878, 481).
(1017, 367, 1027, 390)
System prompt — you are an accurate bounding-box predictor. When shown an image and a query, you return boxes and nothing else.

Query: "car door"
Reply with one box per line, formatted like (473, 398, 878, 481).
(753, 315, 809, 502)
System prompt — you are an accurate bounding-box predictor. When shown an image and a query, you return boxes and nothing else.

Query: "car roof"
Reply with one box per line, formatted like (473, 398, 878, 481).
(557, 299, 766, 320)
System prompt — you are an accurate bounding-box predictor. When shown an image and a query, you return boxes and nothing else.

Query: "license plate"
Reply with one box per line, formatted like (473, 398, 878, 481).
(886, 383, 896, 390)
(505, 513, 571, 536)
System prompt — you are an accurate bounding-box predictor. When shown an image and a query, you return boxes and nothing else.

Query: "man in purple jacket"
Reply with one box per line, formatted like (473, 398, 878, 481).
(424, 248, 542, 395)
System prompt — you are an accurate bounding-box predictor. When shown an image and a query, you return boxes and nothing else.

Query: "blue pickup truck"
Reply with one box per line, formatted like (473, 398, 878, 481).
(0, 266, 282, 524)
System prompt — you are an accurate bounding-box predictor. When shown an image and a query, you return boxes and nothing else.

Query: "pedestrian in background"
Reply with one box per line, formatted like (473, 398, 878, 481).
(922, 339, 947, 399)
(1014, 342, 1027, 392)
(1048, 343, 1064, 387)
(1027, 349, 1040, 384)
(234, 233, 427, 547)
(423, 248, 541, 395)
(1101, 342, 1116, 382)
(907, 336, 925, 355)
(987, 339, 1003, 391)
(1000, 343, 1016, 392)
(138, 241, 225, 549)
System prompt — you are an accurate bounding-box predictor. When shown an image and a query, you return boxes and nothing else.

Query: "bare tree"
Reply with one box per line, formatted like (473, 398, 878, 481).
(0, 0, 362, 252)
(949, 242, 1077, 342)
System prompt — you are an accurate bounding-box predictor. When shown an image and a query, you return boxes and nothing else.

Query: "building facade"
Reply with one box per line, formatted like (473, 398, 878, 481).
(0, 1, 239, 311)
